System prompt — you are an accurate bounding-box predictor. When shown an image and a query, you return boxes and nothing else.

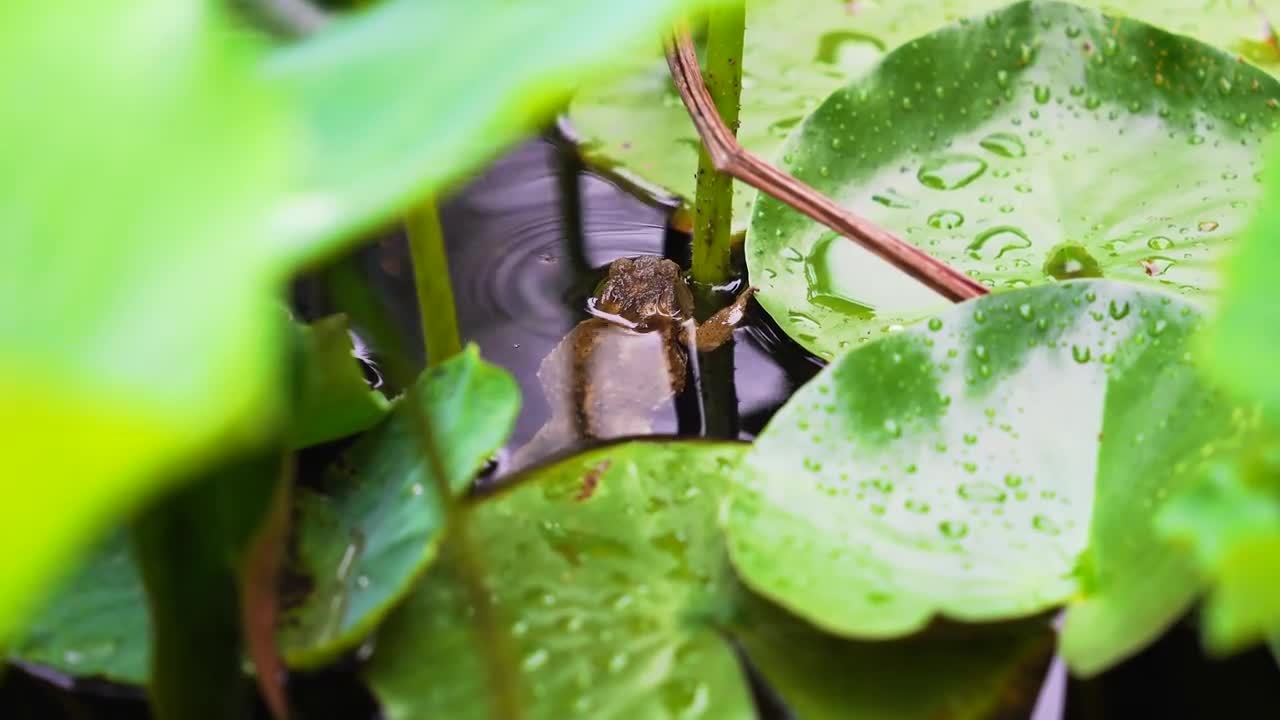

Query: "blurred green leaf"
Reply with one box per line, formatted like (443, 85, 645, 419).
(1158, 444, 1280, 653)
(266, 0, 739, 261)
(8, 532, 149, 685)
(726, 280, 1250, 674)
(290, 314, 391, 450)
(747, 0, 1278, 359)
(279, 348, 519, 668)
(570, 0, 1279, 231)
(0, 0, 739, 645)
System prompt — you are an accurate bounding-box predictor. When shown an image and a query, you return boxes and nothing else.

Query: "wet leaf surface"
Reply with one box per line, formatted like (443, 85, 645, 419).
(749, 0, 1279, 359)
(726, 280, 1251, 674)
(8, 532, 149, 684)
(279, 348, 519, 668)
(570, 0, 1279, 234)
(364, 441, 756, 720)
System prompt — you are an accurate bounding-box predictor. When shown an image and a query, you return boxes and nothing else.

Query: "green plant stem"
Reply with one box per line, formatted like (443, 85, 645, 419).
(407, 198, 463, 367)
(690, 5, 745, 287)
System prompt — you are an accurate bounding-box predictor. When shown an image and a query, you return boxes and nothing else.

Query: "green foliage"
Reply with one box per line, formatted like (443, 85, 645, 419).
(0, 0, 738, 646)
(7, 533, 149, 684)
(290, 315, 392, 450)
(365, 440, 1053, 719)
(748, 0, 1278, 359)
(727, 280, 1250, 674)
(570, 0, 1279, 231)
(280, 348, 519, 668)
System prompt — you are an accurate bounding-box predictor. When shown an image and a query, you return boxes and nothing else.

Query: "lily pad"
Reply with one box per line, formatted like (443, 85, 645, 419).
(569, 0, 1279, 235)
(726, 280, 1250, 674)
(8, 532, 149, 685)
(278, 348, 519, 668)
(366, 439, 1063, 718)
(364, 441, 756, 720)
(749, 0, 1280, 359)
(290, 315, 391, 450)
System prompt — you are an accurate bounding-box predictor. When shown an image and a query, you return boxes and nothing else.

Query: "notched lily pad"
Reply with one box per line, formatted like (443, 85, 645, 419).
(278, 347, 519, 668)
(748, 0, 1280, 359)
(727, 280, 1251, 674)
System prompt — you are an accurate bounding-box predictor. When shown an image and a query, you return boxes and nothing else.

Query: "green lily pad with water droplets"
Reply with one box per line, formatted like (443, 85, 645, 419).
(7, 532, 149, 684)
(569, 0, 1279, 235)
(727, 280, 1252, 674)
(749, 0, 1280, 360)
(278, 347, 519, 669)
(364, 439, 1055, 718)
(363, 441, 757, 720)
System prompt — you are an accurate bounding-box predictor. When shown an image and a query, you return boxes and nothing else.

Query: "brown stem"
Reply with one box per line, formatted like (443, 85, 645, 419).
(664, 28, 987, 303)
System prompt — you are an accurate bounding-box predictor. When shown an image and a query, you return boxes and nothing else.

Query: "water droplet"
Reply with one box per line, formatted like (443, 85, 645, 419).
(1072, 345, 1092, 363)
(1148, 319, 1168, 337)
(804, 233, 876, 317)
(927, 317, 944, 331)
(1003, 474, 1024, 488)
(1147, 236, 1173, 250)
(522, 648, 550, 672)
(959, 482, 1007, 502)
(979, 131, 1026, 158)
(1108, 299, 1131, 320)
(1034, 85, 1051, 104)
(927, 209, 965, 229)
(872, 188, 916, 208)
(968, 226, 1032, 260)
(940, 520, 969, 539)
(905, 499, 931, 513)
(1197, 221, 1219, 232)
(918, 154, 988, 190)
(1018, 303, 1034, 320)
(883, 419, 903, 438)
(1043, 243, 1103, 280)
(1032, 514, 1061, 535)
(974, 309, 988, 324)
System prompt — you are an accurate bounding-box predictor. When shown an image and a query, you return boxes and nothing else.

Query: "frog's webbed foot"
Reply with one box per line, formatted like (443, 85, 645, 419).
(695, 285, 758, 352)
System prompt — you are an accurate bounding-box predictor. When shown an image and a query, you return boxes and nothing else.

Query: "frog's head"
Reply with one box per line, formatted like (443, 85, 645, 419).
(591, 256, 693, 330)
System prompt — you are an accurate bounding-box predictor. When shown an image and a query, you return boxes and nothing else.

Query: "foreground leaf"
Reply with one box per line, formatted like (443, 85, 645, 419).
(748, 0, 1279, 359)
(279, 348, 519, 668)
(0, 0, 739, 647)
(8, 533, 148, 684)
(570, 0, 1279, 234)
(366, 440, 1055, 718)
(727, 280, 1249, 674)
(266, 0, 739, 259)
(1158, 444, 1280, 653)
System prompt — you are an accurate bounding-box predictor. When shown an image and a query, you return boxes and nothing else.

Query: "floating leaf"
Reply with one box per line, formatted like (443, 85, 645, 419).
(364, 441, 755, 719)
(279, 348, 519, 668)
(570, 0, 1278, 234)
(726, 280, 1249, 674)
(748, 0, 1279, 359)
(366, 440, 1059, 717)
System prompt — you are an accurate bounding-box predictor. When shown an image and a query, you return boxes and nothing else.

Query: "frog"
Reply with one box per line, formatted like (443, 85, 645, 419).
(509, 255, 755, 470)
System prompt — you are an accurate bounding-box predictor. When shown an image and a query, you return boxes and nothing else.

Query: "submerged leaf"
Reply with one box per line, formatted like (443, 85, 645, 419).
(726, 280, 1250, 674)
(279, 348, 519, 668)
(748, 0, 1279, 359)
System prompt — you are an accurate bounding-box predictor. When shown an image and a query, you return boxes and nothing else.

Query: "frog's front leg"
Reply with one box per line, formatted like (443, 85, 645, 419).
(694, 286, 757, 352)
